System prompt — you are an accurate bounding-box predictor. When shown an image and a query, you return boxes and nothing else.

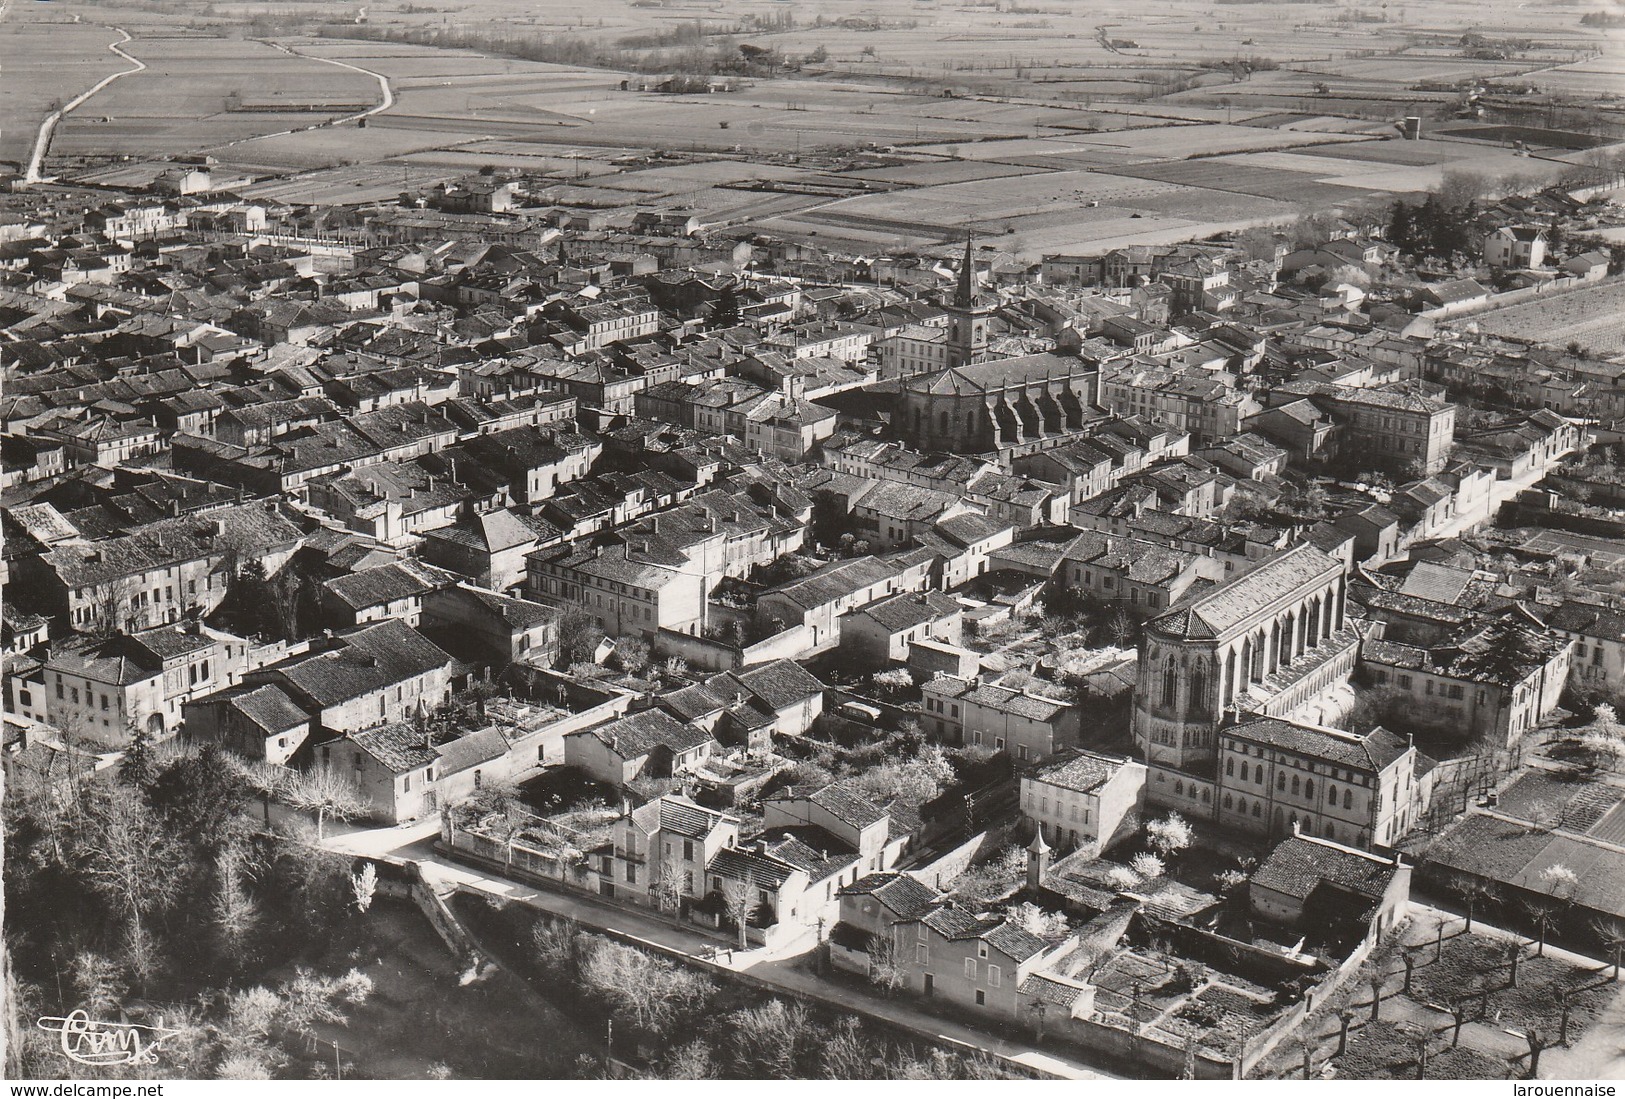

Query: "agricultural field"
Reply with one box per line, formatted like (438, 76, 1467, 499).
(48, 34, 380, 162)
(0, 18, 126, 170)
(14, 0, 1616, 254)
(1476, 279, 1625, 355)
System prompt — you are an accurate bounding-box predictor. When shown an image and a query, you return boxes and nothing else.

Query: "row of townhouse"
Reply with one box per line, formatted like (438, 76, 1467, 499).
(14, 501, 305, 635)
(1358, 623, 1573, 751)
(525, 488, 808, 639)
(1098, 361, 1262, 446)
(20, 622, 285, 746)
(921, 673, 1081, 764)
(533, 781, 907, 948)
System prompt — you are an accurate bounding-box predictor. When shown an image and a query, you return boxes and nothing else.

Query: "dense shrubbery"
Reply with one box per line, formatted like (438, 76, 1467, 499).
(5, 744, 371, 1079)
(505, 906, 1018, 1079)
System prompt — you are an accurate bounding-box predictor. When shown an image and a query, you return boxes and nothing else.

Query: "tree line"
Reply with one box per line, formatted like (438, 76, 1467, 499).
(5, 740, 375, 1079)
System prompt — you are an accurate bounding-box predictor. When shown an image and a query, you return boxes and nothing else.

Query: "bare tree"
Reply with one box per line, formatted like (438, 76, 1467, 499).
(350, 862, 378, 914)
(1522, 898, 1564, 958)
(1294, 1032, 1316, 1079)
(664, 1039, 718, 1079)
(285, 768, 368, 840)
(651, 853, 683, 916)
(1516, 1026, 1553, 1079)
(79, 785, 184, 942)
(214, 840, 261, 967)
(721, 872, 758, 951)
(1364, 963, 1387, 1022)
(1402, 944, 1424, 995)
(1146, 812, 1195, 867)
(1589, 915, 1625, 978)
(818, 1016, 873, 1079)
(1502, 936, 1524, 989)
(1447, 986, 1478, 1047)
(69, 950, 125, 1016)
(120, 921, 162, 999)
(579, 938, 711, 1035)
(1450, 873, 1500, 933)
(1334, 996, 1358, 1055)
(867, 932, 906, 997)
(724, 998, 813, 1079)
(1359, 927, 1406, 1023)
(1410, 1026, 1434, 1079)
(277, 967, 374, 1054)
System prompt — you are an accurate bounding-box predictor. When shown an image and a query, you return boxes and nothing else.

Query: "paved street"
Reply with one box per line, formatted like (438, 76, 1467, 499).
(1403, 446, 1576, 550)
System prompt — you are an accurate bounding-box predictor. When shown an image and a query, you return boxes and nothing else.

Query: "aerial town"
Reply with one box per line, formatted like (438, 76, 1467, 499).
(5, 0, 1625, 1086)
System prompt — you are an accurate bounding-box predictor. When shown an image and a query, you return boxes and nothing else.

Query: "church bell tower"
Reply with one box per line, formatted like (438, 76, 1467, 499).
(945, 236, 991, 371)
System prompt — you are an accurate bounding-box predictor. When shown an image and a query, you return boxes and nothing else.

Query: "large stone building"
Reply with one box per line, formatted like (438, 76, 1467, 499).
(1133, 543, 1355, 775)
(898, 354, 1099, 454)
(894, 240, 1097, 454)
(1126, 540, 1451, 850)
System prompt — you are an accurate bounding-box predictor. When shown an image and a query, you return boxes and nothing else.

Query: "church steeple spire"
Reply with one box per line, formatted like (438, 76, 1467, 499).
(955, 234, 978, 308)
(944, 235, 989, 372)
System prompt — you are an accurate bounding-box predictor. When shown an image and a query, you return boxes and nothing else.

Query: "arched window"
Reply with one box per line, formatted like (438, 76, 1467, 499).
(1190, 662, 1208, 718)
(1223, 794, 1233, 810)
(1325, 821, 1336, 840)
(1162, 662, 1178, 709)
(1328, 784, 1337, 805)
(1277, 773, 1286, 792)
(1344, 789, 1353, 810)
(1291, 775, 1300, 796)
(1201, 788, 1210, 804)
(1174, 780, 1184, 796)
(1235, 798, 1245, 815)
(1226, 758, 1234, 777)
(1304, 780, 1314, 800)
(1255, 764, 1264, 784)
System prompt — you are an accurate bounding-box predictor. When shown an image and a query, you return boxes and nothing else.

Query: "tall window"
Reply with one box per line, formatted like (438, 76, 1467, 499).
(1189, 663, 1208, 718)
(1162, 662, 1178, 709)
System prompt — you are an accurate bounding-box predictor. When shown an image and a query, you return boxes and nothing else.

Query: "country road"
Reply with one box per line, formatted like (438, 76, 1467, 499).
(199, 39, 396, 155)
(264, 38, 395, 124)
(22, 22, 146, 184)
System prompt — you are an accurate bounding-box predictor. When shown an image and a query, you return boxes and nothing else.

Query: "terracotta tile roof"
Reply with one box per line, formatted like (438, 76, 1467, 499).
(1227, 717, 1411, 772)
(839, 871, 941, 920)
(1150, 543, 1340, 640)
(1251, 835, 1397, 901)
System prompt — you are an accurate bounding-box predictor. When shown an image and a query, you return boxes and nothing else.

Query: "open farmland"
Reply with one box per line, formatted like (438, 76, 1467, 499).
(19, 0, 1617, 253)
(756, 164, 1306, 259)
(0, 17, 127, 170)
(49, 34, 380, 162)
